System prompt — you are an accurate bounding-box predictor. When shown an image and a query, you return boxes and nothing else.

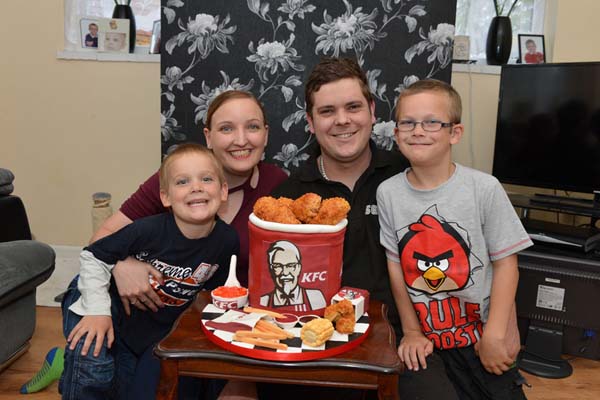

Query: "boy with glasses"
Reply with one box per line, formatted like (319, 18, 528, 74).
(377, 79, 531, 399)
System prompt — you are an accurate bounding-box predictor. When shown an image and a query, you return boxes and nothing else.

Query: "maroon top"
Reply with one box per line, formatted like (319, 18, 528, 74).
(120, 162, 288, 286)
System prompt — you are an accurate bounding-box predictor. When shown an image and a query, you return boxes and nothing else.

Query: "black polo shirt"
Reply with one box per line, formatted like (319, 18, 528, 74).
(272, 140, 409, 337)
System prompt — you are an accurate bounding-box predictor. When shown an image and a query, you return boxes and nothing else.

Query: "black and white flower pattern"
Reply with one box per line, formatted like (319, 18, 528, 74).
(312, 0, 385, 66)
(190, 71, 255, 125)
(247, 34, 305, 83)
(371, 120, 397, 150)
(160, 0, 456, 160)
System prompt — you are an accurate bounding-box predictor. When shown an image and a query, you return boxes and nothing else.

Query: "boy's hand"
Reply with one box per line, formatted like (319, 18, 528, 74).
(475, 332, 514, 375)
(67, 315, 114, 357)
(398, 331, 433, 371)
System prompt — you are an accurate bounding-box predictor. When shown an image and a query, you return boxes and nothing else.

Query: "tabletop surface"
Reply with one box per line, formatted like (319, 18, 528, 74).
(155, 291, 403, 374)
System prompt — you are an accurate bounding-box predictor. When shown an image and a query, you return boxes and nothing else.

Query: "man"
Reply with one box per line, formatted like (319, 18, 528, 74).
(260, 240, 326, 311)
(269, 57, 460, 400)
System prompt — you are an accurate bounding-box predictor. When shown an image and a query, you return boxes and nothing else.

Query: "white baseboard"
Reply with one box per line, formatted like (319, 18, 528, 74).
(37, 245, 82, 307)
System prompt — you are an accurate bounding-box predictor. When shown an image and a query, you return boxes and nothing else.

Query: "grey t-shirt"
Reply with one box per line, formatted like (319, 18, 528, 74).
(377, 163, 532, 350)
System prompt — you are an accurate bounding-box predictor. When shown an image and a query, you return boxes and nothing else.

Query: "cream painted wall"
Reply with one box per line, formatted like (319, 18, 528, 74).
(0, 2, 160, 245)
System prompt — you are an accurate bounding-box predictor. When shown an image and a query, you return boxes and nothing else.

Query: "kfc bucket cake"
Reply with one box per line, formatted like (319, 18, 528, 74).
(247, 194, 350, 316)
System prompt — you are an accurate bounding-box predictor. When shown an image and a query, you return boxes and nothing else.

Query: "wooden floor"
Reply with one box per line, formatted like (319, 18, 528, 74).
(0, 307, 599, 399)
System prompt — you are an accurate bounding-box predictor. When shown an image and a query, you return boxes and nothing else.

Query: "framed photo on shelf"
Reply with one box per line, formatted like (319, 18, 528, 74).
(149, 20, 161, 54)
(98, 18, 130, 53)
(80, 18, 99, 49)
(518, 34, 546, 64)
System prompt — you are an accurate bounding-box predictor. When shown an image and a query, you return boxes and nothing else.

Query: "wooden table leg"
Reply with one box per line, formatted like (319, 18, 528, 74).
(377, 374, 399, 400)
(156, 360, 179, 400)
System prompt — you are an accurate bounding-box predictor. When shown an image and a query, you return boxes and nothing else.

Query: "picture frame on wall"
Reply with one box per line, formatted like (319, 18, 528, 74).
(149, 20, 161, 54)
(518, 34, 546, 64)
(80, 18, 99, 49)
(98, 18, 130, 53)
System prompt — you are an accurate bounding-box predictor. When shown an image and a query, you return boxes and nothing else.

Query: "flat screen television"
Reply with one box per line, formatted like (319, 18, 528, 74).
(492, 62, 600, 195)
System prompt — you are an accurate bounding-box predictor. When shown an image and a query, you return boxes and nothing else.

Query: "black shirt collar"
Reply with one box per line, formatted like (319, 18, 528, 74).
(297, 140, 396, 182)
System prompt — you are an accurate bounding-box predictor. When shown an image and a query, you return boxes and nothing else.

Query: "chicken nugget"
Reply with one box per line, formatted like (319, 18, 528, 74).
(334, 299, 354, 317)
(310, 197, 350, 225)
(324, 303, 341, 322)
(253, 196, 301, 224)
(277, 197, 294, 208)
(335, 315, 356, 334)
(290, 193, 322, 223)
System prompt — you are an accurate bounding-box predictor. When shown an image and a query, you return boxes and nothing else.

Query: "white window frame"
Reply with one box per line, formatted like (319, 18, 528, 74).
(455, 0, 546, 63)
(62, 0, 160, 62)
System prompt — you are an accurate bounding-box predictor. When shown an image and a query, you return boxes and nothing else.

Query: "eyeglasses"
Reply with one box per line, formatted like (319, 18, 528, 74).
(397, 120, 455, 132)
(271, 262, 300, 273)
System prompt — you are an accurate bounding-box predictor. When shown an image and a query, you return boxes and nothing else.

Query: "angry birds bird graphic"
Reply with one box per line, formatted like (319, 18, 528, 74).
(399, 214, 471, 294)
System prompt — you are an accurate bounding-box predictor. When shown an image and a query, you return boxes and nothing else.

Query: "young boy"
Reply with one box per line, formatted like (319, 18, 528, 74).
(59, 143, 239, 399)
(377, 79, 532, 399)
(85, 23, 98, 48)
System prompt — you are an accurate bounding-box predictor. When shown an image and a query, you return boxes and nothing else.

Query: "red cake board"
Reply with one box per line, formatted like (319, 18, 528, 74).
(199, 304, 370, 362)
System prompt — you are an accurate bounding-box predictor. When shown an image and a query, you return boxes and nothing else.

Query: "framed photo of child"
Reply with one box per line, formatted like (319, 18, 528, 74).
(98, 18, 130, 53)
(518, 34, 546, 64)
(149, 20, 161, 54)
(80, 18, 99, 49)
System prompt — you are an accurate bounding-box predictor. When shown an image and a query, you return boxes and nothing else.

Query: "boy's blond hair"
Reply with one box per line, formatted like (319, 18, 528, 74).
(395, 79, 462, 124)
(159, 143, 225, 191)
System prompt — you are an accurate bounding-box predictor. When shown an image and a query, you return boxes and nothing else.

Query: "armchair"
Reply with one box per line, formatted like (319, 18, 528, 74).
(0, 173, 55, 370)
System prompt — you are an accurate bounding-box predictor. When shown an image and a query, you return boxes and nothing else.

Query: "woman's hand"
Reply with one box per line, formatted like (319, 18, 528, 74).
(67, 315, 113, 357)
(398, 330, 433, 371)
(112, 257, 164, 315)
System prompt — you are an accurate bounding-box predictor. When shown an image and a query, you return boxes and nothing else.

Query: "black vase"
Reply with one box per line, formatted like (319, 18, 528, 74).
(112, 5, 136, 53)
(486, 16, 512, 65)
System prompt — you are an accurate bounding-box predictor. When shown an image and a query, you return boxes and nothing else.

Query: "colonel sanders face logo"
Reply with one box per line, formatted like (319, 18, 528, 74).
(399, 214, 470, 294)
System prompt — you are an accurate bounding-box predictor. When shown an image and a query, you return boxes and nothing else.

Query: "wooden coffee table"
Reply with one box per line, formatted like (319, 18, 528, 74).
(155, 292, 403, 400)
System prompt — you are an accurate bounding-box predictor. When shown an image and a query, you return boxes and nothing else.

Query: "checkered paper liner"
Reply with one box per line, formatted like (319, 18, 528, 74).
(200, 304, 370, 361)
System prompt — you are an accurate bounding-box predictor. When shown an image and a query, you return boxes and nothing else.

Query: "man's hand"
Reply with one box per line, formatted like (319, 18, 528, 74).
(67, 315, 113, 357)
(398, 330, 433, 371)
(112, 257, 164, 315)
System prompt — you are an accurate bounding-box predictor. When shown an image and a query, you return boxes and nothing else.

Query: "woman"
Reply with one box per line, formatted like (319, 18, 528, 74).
(93, 90, 287, 312)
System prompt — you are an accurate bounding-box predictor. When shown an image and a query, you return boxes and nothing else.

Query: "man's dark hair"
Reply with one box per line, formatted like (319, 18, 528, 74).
(305, 57, 373, 116)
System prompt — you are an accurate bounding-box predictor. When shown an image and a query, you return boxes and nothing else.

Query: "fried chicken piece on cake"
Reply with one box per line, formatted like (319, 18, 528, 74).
(300, 318, 334, 347)
(335, 315, 356, 334)
(325, 299, 354, 322)
(311, 197, 350, 225)
(253, 196, 301, 224)
(290, 193, 322, 223)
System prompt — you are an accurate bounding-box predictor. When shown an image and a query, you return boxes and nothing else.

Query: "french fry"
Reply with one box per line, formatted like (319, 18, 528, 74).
(234, 329, 287, 340)
(256, 320, 295, 339)
(234, 336, 288, 350)
(243, 306, 286, 319)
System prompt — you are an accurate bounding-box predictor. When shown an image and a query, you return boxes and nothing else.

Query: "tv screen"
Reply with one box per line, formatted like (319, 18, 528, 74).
(492, 62, 600, 194)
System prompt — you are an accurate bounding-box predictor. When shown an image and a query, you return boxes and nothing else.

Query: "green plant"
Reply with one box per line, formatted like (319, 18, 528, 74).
(493, 0, 519, 17)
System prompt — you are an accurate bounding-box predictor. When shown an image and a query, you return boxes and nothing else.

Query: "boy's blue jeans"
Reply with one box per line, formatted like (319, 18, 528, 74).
(58, 276, 221, 400)
(59, 276, 137, 400)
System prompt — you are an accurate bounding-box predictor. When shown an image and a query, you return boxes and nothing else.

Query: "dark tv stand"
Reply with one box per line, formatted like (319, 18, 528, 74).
(518, 320, 573, 378)
(515, 248, 600, 379)
(509, 192, 600, 253)
(511, 194, 600, 378)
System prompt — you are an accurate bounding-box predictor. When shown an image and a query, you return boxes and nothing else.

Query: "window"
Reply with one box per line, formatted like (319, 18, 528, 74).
(64, 0, 160, 50)
(455, 0, 546, 62)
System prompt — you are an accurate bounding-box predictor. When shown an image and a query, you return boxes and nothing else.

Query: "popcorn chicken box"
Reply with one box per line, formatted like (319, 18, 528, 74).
(248, 213, 347, 316)
(331, 287, 370, 322)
